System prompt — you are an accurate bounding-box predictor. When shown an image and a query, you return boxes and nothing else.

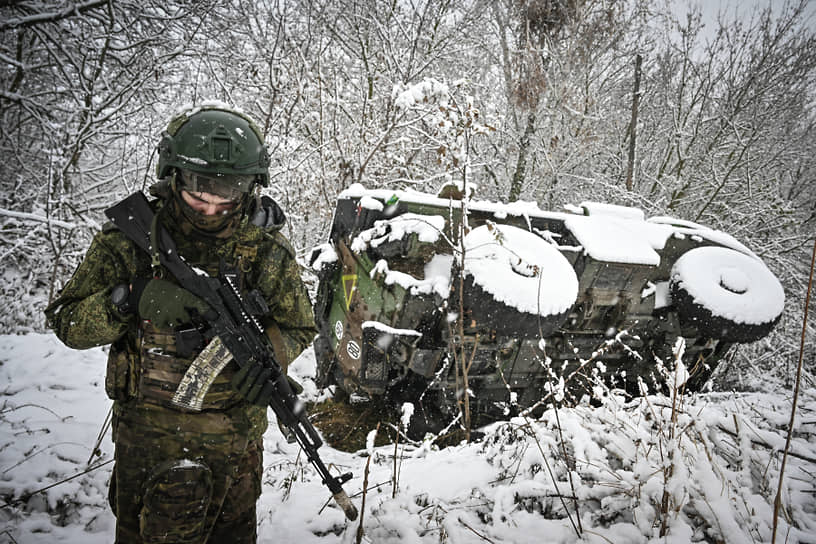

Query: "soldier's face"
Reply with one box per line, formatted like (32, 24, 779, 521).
(180, 190, 238, 216)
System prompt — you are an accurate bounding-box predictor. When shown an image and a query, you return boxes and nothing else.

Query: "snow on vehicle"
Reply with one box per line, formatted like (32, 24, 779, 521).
(309, 183, 785, 435)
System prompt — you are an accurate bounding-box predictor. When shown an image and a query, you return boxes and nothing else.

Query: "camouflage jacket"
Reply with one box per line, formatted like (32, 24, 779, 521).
(45, 193, 317, 441)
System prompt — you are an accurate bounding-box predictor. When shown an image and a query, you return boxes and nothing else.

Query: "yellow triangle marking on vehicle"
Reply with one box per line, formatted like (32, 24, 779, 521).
(342, 274, 357, 310)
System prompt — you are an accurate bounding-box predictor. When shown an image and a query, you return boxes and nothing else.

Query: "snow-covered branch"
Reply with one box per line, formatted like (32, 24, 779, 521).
(0, 208, 77, 230)
(0, 0, 110, 31)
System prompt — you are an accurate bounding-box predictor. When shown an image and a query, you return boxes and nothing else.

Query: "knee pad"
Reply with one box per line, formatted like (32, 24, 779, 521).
(140, 460, 213, 544)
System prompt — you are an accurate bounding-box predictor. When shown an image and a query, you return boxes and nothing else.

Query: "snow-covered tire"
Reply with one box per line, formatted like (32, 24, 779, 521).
(670, 246, 785, 343)
(461, 224, 579, 338)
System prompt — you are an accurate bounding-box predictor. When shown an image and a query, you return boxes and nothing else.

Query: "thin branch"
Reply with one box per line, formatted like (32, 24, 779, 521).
(0, 0, 110, 31)
(772, 235, 816, 542)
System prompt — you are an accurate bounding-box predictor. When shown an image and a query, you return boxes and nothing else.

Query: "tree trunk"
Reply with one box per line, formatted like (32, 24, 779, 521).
(625, 54, 642, 191)
(509, 111, 536, 202)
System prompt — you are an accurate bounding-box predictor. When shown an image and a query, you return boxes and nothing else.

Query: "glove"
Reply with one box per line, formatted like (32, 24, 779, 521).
(135, 278, 213, 329)
(231, 362, 275, 406)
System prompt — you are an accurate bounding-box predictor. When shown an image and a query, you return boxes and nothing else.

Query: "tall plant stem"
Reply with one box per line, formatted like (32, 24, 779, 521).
(772, 236, 815, 542)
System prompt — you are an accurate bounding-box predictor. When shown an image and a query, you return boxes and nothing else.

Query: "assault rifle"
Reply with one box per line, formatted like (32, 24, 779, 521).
(105, 192, 358, 521)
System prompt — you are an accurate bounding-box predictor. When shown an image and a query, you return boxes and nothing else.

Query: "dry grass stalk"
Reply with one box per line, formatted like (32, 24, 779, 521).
(772, 236, 816, 542)
(355, 423, 380, 544)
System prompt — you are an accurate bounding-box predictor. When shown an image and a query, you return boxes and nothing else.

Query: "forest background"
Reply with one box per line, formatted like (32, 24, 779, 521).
(0, 0, 814, 386)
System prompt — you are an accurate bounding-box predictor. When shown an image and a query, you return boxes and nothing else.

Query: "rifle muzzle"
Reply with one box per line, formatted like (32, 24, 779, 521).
(333, 489, 358, 521)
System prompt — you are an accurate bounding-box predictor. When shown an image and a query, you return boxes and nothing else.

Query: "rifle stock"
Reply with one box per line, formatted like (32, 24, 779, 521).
(105, 192, 358, 521)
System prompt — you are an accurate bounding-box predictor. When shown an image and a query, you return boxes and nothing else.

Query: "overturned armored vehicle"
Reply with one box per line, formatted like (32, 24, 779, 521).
(310, 184, 785, 434)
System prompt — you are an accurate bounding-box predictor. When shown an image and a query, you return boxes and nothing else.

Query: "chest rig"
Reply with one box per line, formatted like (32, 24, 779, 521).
(135, 216, 265, 412)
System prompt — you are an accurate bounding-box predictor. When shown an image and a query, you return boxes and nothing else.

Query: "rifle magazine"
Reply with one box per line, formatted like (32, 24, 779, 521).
(172, 336, 233, 411)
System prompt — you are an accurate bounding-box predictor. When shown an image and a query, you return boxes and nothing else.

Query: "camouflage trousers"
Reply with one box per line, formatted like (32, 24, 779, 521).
(109, 402, 264, 544)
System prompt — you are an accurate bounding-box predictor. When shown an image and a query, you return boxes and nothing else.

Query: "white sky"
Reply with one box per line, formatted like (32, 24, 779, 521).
(670, 0, 816, 38)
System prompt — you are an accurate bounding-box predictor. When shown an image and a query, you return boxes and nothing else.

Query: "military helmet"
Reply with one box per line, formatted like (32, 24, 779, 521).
(156, 104, 270, 188)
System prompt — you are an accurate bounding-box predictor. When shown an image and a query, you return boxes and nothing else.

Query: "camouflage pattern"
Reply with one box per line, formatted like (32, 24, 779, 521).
(110, 406, 263, 543)
(46, 193, 316, 543)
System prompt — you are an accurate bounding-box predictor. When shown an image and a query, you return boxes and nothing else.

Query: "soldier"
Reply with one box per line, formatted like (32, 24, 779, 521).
(45, 104, 317, 543)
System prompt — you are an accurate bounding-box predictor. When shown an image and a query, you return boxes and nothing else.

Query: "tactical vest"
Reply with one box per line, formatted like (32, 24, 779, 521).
(104, 198, 293, 412)
(138, 320, 243, 411)
(129, 248, 236, 409)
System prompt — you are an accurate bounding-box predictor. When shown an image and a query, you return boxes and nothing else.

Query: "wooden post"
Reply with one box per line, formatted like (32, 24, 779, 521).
(625, 54, 642, 191)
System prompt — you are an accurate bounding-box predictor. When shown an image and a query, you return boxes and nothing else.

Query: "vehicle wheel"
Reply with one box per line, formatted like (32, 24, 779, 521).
(461, 224, 578, 338)
(670, 246, 785, 343)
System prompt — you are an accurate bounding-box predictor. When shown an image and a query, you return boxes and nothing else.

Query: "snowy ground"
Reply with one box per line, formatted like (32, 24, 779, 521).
(1, 333, 814, 543)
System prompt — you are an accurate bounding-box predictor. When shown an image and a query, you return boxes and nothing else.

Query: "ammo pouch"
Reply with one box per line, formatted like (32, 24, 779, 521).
(105, 337, 136, 401)
(137, 321, 242, 411)
(140, 460, 213, 544)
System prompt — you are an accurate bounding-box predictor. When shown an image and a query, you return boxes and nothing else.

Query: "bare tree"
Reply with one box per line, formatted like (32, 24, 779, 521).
(628, 0, 816, 378)
(0, 0, 811, 382)
(0, 1, 216, 331)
